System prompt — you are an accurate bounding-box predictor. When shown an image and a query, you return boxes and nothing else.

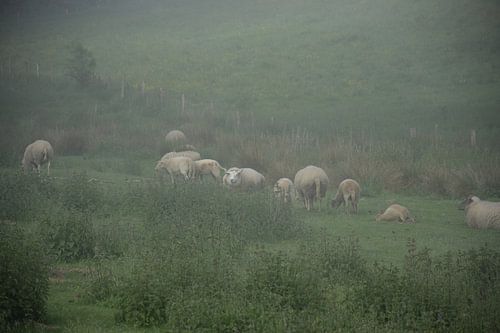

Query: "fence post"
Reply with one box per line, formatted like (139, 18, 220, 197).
(120, 77, 125, 99)
(181, 94, 185, 114)
(159, 88, 164, 109)
(36, 63, 40, 79)
(410, 127, 417, 139)
(470, 129, 476, 147)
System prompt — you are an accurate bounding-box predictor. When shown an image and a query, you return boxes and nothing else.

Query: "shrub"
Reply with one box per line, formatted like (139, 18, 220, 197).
(38, 206, 95, 262)
(59, 172, 101, 214)
(0, 224, 49, 330)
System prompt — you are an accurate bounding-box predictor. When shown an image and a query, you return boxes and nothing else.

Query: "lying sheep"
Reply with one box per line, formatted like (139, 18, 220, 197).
(458, 195, 500, 229)
(161, 150, 201, 161)
(273, 178, 294, 203)
(21, 140, 54, 175)
(331, 179, 361, 214)
(194, 159, 226, 182)
(165, 130, 186, 145)
(376, 204, 415, 223)
(155, 156, 195, 184)
(294, 165, 329, 211)
(223, 167, 265, 191)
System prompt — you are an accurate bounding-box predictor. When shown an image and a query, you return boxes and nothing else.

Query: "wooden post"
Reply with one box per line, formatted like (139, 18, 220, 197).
(410, 127, 417, 139)
(120, 77, 125, 99)
(433, 124, 438, 146)
(181, 94, 185, 114)
(470, 129, 476, 147)
(36, 63, 39, 79)
(141, 81, 145, 97)
(236, 110, 240, 129)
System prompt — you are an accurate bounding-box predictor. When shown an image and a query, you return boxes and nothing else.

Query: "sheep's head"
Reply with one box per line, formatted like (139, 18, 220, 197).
(458, 195, 480, 210)
(331, 198, 342, 209)
(224, 168, 243, 186)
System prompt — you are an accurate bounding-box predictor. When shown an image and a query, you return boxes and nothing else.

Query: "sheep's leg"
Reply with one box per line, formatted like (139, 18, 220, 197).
(169, 172, 175, 184)
(47, 161, 51, 176)
(343, 194, 350, 214)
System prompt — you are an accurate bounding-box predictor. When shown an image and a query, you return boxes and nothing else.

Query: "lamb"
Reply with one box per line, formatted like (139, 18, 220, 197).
(223, 167, 265, 191)
(331, 179, 361, 214)
(294, 165, 329, 211)
(273, 178, 294, 203)
(194, 159, 226, 182)
(165, 130, 186, 145)
(21, 140, 54, 175)
(161, 150, 201, 161)
(458, 195, 500, 229)
(375, 204, 415, 223)
(155, 156, 196, 184)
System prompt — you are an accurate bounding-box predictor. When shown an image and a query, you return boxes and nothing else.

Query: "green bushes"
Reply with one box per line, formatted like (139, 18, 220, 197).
(38, 207, 95, 261)
(0, 224, 49, 330)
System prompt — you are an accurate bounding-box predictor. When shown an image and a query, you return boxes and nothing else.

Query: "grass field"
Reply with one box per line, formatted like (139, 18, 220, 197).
(1, 0, 500, 331)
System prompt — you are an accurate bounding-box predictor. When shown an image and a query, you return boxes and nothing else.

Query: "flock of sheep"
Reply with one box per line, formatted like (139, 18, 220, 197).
(21, 133, 500, 230)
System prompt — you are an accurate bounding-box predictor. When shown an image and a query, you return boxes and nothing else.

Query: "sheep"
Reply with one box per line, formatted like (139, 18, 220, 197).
(194, 159, 226, 182)
(331, 179, 361, 214)
(375, 204, 415, 223)
(165, 130, 186, 145)
(161, 150, 201, 161)
(223, 167, 265, 191)
(458, 195, 500, 229)
(155, 156, 196, 184)
(294, 165, 329, 211)
(273, 178, 294, 203)
(21, 140, 54, 175)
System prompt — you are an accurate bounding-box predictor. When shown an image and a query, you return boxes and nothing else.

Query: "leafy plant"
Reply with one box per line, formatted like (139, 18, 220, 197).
(0, 224, 49, 330)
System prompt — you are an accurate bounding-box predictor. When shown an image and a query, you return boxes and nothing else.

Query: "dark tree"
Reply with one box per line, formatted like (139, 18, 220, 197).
(66, 41, 96, 86)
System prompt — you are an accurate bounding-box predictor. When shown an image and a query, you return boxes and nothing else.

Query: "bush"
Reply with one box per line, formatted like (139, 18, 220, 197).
(0, 224, 49, 330)
(38, 206, 95, 262)
(0, 171, 54, 223)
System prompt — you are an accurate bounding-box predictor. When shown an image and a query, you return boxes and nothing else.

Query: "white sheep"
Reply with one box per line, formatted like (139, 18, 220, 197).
(161, 150, 201, 161)
(331, 179, 361, 214)
(458, 195, 500, 229)
(273, 178, 295, 203)
(294, 165, 329, 211)
(194, 159, 226, 182)
(223, 167, 265, 191)
(165, 130, 186, 145)
(155, 156, 196, 184)
(21, 140, 54, 175)
(375, 204, 415, 223)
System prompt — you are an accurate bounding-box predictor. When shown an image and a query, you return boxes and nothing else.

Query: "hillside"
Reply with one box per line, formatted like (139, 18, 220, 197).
(1, 0, 499, 136)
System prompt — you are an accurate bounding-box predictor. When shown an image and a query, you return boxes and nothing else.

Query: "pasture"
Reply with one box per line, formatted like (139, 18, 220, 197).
(1, 0, 500, 331)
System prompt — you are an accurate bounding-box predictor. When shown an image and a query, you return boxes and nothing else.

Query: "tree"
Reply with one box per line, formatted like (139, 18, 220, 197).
(66, 41, 96, 86)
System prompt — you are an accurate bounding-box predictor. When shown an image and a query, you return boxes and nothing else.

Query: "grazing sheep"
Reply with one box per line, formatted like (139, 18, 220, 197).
(331, 179, 361, 214)
(155, 156, 195, 184)
(376, 204, 415, 223)
(194, 159, 226, 182)
(273, 178, 294, 203)
(179, 144, 196, 151)
(21, 140, 54, 175)
(294, 165, 329, 211)
(458, 195, 500, 229)
(165, 130, 186, 145)
(161, 150, 201, 161)
(223, 167, 265, 191)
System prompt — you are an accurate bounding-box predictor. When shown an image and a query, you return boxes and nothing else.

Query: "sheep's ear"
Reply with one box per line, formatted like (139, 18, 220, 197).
(236, 169, 243, 175)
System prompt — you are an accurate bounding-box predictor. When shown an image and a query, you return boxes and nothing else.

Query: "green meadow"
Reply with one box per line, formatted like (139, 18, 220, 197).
(1, 0, 500, 331)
